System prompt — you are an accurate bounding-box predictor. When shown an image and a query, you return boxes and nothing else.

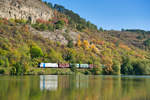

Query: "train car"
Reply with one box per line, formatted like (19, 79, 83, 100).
(80, 64, 89, 68)
(40, 63, 58, 68)
(58, 63, 70, 68)
(70, 64, 80, 68)
(89, 64, 94, 69)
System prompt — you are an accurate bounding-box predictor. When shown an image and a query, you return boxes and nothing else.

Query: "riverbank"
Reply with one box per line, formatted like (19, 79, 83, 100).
(0, 68, 96, 75)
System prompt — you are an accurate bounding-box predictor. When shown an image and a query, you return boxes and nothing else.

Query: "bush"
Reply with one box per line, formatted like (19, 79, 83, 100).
(112, 61, 120, 75)
(10, 62, 25, 75)
(92, 65, 102, 75)
(0, 56, 9, 67)
(0, 69, 5, 74)
(30, 45, 43, 58)
(76, 24, 86, 31)
(0, 59, 5, 67)
(48, 24, 54, 31)
(55, 20, 65, 29)
(15, 19, 27, 24)
(10, 67, 16, 75)
(84, 70, 91, 75)
(132, 60, 150, 75)
(144, 39, 150, 47)
(67, 40, 74, 48)
(39, 24, 48, 31)
(47, 48, 63, 62)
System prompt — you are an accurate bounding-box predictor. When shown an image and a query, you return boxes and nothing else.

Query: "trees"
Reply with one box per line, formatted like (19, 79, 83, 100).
(30, 45, 43, 58)
(63, 48, 76, 63)
(112, 61, 120, 75)
(76, 24, 86, 31)
(144, 39, 150, 48)
(47, 48, 63, 62)
(99, 27, 104, 32)
(132, 60, 150, 75)
(121, 57, 133, 75)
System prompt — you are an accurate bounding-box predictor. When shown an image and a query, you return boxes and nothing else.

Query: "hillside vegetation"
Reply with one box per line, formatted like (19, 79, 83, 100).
(0, 1, 150, 75)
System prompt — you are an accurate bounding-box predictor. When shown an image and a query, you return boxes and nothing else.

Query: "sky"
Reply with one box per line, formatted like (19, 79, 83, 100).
(43, 0, 150, 31)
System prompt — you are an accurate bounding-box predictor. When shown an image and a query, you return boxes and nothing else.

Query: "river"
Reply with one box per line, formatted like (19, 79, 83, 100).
(0, 75, 150, 100)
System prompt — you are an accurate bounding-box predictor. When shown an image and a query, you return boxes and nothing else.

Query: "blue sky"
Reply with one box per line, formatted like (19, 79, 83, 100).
(43, 0, 150, 31)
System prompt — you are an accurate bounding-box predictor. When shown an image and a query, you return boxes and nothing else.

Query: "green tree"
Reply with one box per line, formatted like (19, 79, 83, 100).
(99, 27, 104, 32)
(121, 57, 133, 75)
(112, 61, 120, 75)
(30, 45, 43, 58)
(67, 40, 74, 48)
(10, 62, 24, 75)
(132, 60, 150, 75)
(144, 39, 150, 48)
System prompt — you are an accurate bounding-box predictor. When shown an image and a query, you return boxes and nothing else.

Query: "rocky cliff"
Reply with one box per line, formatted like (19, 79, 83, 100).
(0, 0, 53, 23)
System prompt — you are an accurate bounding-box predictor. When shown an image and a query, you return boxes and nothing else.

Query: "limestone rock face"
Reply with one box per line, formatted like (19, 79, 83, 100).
(0, 0, 53, 23)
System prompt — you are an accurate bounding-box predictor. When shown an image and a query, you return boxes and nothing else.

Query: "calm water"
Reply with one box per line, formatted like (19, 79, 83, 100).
(0, 75, 150, 100)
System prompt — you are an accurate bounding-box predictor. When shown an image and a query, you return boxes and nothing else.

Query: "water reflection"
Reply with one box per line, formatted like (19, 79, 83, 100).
(0, 75, 150, 100)
(76, 75, 88, 89)
(40, 75, 58, 91)
(40, 75, 89, 91)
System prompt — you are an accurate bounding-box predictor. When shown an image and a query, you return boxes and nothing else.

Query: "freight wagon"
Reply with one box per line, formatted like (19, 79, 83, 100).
(80, 64, 89, 68)
(58, 63, 70, 68)
(70, 64, 80, 68)
(39, 63, 94, 69)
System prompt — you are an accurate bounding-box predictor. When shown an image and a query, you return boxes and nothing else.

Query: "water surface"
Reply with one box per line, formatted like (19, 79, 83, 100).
(0, 75, 150, 100)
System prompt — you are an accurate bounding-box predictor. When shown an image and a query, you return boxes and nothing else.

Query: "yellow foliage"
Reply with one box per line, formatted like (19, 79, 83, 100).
(77, 39, 81, 47)
(119, 44, 131, 51)
(91, 44, 99, 53)
(83, 40, 90, 49)
(77, 35, 82, 47)
(77, 34, 81, 40)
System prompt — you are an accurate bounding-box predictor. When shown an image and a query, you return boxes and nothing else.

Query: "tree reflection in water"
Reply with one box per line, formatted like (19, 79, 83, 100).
(0, 75, 150, 100)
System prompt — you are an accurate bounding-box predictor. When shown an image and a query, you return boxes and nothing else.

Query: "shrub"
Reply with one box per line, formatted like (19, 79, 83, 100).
(15, 19, 27, 24)
(0, 56, 9, 67)
(112, 61, 120, 75)
(55, 20, 65, 29)
(47, 48, 63, 62)
(132, 60, 150, 75)
(144, 39, 150, 47)
(76, 24, 86, 31)
(67, 40, 74, 48)
(0, 59, 5, 67)
(48, 24, 54, 31)
(84, 70, 91, 75)
(92, 65, 102, 75)
(10, 62, 25, 75)
(39, 24, 48, 31)
(0, 69, 5, 74)
(30, 45, 43, 58)
(10, 67, 16, 75)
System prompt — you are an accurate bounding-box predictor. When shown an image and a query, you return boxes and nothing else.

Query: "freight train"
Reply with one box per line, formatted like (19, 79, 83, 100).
(39, 63, 94, 69)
